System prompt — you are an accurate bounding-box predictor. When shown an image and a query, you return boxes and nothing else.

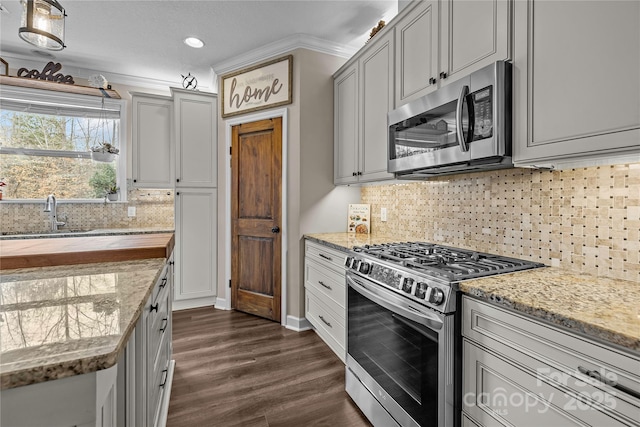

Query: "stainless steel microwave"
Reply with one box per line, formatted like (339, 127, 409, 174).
(388, 61, 512, 179)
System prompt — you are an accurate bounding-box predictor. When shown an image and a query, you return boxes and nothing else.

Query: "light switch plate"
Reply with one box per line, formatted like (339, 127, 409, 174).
(127, 206, 136, 217)
(381, 207, 387, 222)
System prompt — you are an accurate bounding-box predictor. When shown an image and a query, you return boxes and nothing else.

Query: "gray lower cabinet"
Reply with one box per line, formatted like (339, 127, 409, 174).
(304, 240, 347, 362)
(461, 296, 640, 427)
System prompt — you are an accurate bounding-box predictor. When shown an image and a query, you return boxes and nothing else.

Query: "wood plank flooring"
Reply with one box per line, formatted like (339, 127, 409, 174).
(167, 307, 371, 427)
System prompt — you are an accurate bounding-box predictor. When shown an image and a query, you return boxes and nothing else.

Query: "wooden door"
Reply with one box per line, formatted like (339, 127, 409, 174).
(231, 118, 282, 321)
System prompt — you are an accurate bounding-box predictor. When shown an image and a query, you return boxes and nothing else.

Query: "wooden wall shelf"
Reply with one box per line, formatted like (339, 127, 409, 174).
(0, 75, 121, 99)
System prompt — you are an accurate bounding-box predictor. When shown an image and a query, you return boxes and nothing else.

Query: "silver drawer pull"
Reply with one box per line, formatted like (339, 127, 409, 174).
(318, 280, 332, 290)
(160, 369, 168, 388)
(160, 318, 168, 333)
(578, 366, 640, 400)
(318, 315, 332, 328)
(319, 253, 333, 261)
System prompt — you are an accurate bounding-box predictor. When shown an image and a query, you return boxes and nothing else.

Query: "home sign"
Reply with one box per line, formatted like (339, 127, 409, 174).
(221, 55, 292, 118)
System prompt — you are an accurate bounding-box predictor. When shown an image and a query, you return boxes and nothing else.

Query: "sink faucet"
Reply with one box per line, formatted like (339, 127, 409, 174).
(43, 194, 66, 231)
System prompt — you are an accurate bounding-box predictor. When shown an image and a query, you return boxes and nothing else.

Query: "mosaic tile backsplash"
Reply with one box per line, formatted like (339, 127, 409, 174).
(361, 163, 640, 283)
(0, 189, 174, 234)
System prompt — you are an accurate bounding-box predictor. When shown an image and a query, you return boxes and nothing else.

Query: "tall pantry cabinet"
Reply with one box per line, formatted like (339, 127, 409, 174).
(171, 88, 218, 310)
(131, 89, 218, 310)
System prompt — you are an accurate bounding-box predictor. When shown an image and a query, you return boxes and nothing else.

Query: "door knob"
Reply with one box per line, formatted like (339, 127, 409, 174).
(271, 226, 280, 233)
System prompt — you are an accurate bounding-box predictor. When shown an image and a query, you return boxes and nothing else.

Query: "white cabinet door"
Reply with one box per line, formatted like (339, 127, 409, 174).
(359, 30, 395, 182)
(394, 0, 439, 105)
(172, 89, 218, 188)
(131, 94, 173, 188)
(174, 187, 217, 303)
(440, 0, 511, 86)
(513, 0, 640, 167)
(334, 63, 359, 185)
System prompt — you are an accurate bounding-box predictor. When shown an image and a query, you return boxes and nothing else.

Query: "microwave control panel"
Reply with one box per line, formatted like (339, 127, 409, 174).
(472, 86, 493, 140)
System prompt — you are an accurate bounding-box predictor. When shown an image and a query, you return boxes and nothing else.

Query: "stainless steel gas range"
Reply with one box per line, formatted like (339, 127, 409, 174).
(344, 242, 544, 427)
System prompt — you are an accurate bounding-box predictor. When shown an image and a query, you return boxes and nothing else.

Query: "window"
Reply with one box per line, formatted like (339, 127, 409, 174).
(0, 85, 126, 201)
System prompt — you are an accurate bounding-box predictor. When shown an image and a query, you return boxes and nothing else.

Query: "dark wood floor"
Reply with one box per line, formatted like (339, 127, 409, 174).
(167, 307, 371, 427)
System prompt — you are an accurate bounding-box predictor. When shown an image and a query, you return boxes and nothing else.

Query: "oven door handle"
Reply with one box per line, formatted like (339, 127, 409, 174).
(347, 274, 444, 330)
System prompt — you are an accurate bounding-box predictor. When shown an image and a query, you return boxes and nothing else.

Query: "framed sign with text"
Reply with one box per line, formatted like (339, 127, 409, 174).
(221, 55, 292, 118)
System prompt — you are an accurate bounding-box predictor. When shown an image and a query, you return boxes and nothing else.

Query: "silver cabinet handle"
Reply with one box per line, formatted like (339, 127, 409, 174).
(318, 315, 332, 328)
(319, 253, 332, 261)
(455, 84, 471, 153)
(318, 280, 332, 290)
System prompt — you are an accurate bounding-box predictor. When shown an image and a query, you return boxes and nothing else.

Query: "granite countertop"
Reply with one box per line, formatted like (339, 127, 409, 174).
(0, 227, 174, 240)
(0, 258, 166, 389)
(305, 233, 640, 354)
(305, 232, 400, 252)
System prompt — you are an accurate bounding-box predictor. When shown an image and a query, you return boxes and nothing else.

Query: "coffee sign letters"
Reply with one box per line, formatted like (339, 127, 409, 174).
(221, 55, 292, 118)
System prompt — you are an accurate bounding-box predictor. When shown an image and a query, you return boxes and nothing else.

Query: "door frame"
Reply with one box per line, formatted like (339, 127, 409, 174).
(220, 108, 288, 326)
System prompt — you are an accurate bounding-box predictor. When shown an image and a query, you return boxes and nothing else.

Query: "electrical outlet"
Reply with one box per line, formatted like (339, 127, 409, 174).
(381, 207, 387, 222)
(127, 206, 136, 217)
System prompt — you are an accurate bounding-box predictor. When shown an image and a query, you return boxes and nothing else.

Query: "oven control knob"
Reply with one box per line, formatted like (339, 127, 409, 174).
(344, 257, 353, 268)
(415, 282, 428, 299)
(358, 261, 371, 274)
(428, 287, 445, 305)
(352, 260, 360, 270)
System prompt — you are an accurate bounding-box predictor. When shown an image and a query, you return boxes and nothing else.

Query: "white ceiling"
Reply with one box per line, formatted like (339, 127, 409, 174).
(0, 0, 397, 90)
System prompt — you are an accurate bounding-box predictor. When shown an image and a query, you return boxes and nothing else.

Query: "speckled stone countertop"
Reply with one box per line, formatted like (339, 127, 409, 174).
(0, 227, 174, 240)
(0, 258, 166, 389)
(305, 232, 400, 252)
(460, 269, 640, 354)
(305, 233, 640, 354)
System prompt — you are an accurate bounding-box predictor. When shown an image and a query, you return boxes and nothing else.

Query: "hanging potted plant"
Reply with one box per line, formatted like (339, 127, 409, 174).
(106, 185, 119, 201)
(91, 142, 119, 162)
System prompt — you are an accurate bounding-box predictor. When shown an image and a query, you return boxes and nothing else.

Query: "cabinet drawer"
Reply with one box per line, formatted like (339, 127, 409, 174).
(152, 263, 170, 304)
(306, 288, 345, 362)
(304, 258, 345, 309)
(463, 339, 633, 427)
(463, 297, 640, 425)
(305, 240, 347, 273)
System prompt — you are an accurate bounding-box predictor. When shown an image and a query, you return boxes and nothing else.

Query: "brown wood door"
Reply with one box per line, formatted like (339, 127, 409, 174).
(231, 117, 282, 321)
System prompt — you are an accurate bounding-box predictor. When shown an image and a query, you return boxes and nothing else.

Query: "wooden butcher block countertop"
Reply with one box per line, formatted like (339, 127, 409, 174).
(0, 233, 175, 270)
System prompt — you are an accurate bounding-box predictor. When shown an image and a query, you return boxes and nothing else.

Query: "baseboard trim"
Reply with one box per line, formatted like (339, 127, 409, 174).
(214, 297, 231, 310)
(285, 315, 313, 332)
(172, 297, 216, 311)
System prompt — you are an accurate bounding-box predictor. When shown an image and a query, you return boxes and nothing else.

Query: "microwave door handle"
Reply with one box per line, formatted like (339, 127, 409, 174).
(347, 274, 444, 330)
(456, 85, 471, 152)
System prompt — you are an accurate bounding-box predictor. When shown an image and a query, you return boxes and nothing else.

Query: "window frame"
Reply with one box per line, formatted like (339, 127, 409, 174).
(0, 84, 127, 202)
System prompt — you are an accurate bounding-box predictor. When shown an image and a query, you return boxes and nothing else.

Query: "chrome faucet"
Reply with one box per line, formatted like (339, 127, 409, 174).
(43, 194, 66, 231)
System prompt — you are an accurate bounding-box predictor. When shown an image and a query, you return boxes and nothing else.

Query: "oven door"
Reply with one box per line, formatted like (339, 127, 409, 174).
(346, 273, 456, 427)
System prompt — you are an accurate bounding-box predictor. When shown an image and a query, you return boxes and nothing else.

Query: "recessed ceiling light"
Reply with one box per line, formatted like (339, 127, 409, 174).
(184, 37, 204, 48)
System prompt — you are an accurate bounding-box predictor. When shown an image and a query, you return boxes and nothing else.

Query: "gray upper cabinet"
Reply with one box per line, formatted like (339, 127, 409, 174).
(334, 30, 395, 185)
(395, 0, 512, 107)
(172, 88, 218, 188)
(395, 0, 439, 106)
(131, 93, 174, 188)
(513, 0, 640, 168)
(334, 63, 359, 185)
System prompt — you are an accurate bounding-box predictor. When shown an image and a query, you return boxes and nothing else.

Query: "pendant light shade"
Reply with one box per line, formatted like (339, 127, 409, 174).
(19, 0, 66, 51)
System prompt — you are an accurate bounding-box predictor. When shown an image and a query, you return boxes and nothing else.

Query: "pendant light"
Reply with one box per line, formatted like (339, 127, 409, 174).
(19, 0, 66, 51)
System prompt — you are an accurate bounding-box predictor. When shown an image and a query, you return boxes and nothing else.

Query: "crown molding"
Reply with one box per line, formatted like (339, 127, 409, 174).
(0, 52, 214, 93)
(212, 33, 358, 77)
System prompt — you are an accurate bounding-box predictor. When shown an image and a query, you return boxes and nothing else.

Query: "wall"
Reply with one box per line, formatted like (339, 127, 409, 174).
(0, 77, 175, 234)
(360, 163, 640, 283)
(216, 48, 360, 322)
